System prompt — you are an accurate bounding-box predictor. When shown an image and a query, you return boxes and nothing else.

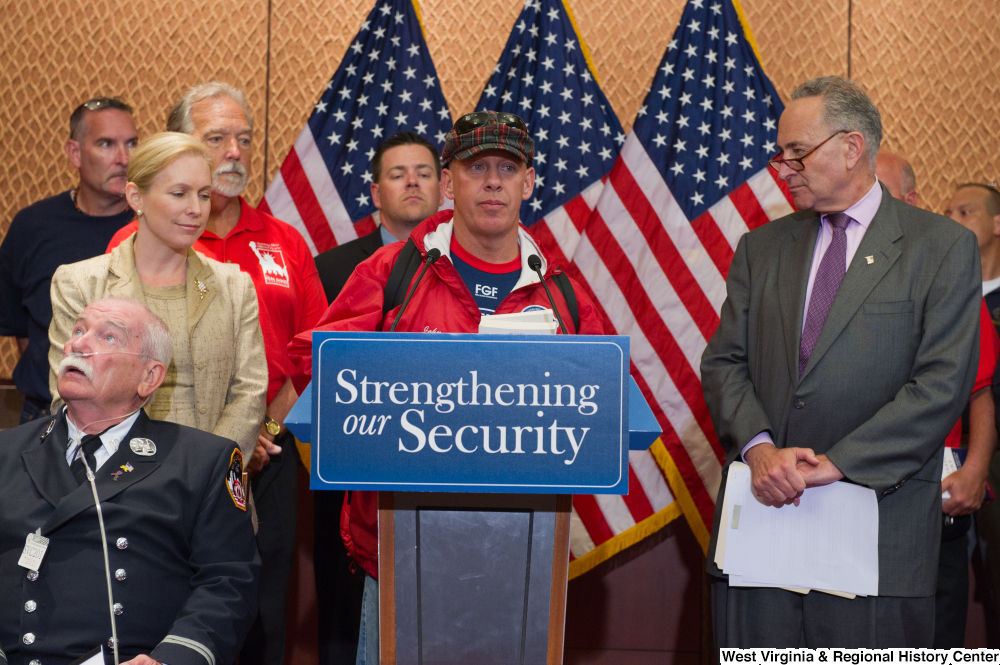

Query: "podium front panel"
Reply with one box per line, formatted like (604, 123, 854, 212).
(312, 332, 630, 495)
(389, 493, 563, 664)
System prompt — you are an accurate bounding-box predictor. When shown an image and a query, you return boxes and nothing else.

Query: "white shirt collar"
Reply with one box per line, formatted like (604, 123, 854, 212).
(422, 219, 546, 292)
(64, 408, 141, 465)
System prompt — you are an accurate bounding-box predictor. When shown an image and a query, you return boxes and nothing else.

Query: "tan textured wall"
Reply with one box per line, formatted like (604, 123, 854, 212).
(852, 0, 1000, 211)
(1, 0, 996, 379)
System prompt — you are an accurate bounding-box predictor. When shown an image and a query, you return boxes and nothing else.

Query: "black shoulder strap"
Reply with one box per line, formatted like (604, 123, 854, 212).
(383, 238, 423, 320)
(551, 271, 579, 333)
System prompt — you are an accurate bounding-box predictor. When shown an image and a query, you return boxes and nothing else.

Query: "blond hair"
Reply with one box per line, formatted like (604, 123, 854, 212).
(126, 132, 212, 192)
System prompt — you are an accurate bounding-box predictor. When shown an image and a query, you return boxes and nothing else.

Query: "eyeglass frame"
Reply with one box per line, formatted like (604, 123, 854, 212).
(768, 130, 848, 172)
(453, 111, 528, 135)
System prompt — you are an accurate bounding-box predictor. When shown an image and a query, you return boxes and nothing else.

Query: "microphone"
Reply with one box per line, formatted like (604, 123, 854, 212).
(528, 255, 569, 335)
(390, 248, 442, 332)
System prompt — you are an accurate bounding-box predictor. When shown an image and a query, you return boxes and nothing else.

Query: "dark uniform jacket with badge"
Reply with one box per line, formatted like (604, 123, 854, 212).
(0, 409, 260, 665)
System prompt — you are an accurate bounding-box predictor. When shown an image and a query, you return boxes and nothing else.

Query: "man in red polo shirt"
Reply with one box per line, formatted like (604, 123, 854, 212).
(108, 82, 326, 665)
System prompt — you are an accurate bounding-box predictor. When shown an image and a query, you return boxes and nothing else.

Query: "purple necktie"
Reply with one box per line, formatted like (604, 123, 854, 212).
(799, 212, 851, 376)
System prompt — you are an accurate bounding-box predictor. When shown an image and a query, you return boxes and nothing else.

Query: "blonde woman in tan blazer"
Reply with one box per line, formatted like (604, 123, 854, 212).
(48, 132, 266, 462)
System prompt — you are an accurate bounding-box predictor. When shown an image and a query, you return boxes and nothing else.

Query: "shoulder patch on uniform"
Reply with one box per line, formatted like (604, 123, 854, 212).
(226, 448, 247, 511)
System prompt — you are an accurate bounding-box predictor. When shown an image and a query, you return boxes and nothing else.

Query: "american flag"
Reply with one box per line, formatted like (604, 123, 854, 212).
(475, 0, 685, 577)
(260, 0, 453, 252)
(571, 0, 794, 550)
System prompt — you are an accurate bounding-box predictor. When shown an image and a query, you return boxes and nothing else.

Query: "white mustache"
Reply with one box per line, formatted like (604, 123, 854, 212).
(215, 162, 247, 177)
(59, 351, 148, 379)
(59, 355, 94, 380)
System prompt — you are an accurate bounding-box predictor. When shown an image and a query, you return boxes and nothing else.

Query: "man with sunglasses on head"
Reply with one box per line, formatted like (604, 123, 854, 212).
(702, 76, 981, 648)
(0, 97, 138, 425)
(288, 111, 607, 665)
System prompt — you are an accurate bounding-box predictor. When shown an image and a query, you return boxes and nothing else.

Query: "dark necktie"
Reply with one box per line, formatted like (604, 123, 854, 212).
(799, 212, 852, 376)
(70, 434, 105, 485)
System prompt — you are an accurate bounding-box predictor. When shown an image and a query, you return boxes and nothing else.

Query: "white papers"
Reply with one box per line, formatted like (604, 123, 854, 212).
(941, 447, 959, 501)
(479, 309, 558, 335)
(717, 462, 879, 597)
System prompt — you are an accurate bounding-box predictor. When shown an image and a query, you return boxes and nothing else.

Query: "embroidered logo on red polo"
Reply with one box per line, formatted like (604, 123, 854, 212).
(249, 240, 290, 288)
(226, 448, 247, 511)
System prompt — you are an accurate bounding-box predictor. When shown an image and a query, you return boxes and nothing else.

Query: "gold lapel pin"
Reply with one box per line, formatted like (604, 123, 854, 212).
(865, 256, 874, 265)
(194, 278, 208, 300)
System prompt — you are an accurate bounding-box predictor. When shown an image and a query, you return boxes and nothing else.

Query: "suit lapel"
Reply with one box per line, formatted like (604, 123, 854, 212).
(778, 212, 820, 387)
(107, 237, 146, 301)
(361, 228, 384, 257)
(41, 411, 172, 534)
(800, 190, 903, 381)
(186, 249, 219, 334)
(22, 412, 79, 508)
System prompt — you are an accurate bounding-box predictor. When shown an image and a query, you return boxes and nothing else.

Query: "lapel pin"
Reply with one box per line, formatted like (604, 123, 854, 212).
(129, 438, 156, 456)
(111, 470, 123, 481)
(195, 278, 208, 300)
(121, 463, 134, 472)
(865, 255, 874, 265)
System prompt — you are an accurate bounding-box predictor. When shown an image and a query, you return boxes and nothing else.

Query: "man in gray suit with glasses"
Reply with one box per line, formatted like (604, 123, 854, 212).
(702, 76, 981, 648)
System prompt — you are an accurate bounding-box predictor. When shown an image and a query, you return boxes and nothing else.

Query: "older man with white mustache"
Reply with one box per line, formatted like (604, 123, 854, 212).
(0, 297, 260, 665)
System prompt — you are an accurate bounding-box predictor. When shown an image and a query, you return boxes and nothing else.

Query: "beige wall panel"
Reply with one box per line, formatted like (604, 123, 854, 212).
(741, 0, 848, 101)
(851, 0, 1000, 214)
(0, 0, 269, 380)
(266, 0, 373, 188)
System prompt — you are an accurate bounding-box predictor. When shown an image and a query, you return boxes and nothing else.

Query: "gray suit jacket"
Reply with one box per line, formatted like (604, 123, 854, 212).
(701, 184, 981, 597)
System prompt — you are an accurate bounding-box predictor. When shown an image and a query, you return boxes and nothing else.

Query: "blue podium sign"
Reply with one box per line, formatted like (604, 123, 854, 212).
(311, 332, 630, 494)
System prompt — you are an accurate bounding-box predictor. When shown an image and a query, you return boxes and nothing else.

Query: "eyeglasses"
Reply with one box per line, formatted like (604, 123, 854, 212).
(79, 98, 124, 112)
(453, 111, 527, 135)
(768, 130, 847, 172)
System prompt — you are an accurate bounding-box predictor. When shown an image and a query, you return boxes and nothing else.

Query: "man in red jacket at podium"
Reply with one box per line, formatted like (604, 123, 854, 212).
(288, 110, 607, 665)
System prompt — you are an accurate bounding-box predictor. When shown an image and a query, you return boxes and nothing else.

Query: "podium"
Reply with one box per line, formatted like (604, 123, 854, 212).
(286, 332, 660, 664)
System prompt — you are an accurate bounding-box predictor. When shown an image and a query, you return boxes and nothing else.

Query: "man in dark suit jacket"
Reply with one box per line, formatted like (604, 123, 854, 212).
(311, 131, 443, 663)
(0, 297, 259, 665)
(315, 131, 444, 302)
(701, 76, 981, 648)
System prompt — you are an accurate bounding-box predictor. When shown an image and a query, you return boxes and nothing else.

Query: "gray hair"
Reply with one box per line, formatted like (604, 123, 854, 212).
(791, 76, 882, 169)
(166, 82, 254, 135)
(140, 311, 173, 365)
(97, 297, 173, 365)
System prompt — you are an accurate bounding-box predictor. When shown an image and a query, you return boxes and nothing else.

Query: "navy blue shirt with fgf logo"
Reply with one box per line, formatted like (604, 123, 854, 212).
(449, 240, 521, 315)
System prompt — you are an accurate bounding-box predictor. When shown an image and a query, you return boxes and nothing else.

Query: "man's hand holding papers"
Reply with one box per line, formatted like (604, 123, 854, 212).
(718, 462, 879, 597)
(744, 443, 822, 507)
(797, 453, 845, 488)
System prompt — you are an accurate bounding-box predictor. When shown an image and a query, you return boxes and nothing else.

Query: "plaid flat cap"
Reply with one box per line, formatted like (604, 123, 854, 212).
(441, 111, 535, 166)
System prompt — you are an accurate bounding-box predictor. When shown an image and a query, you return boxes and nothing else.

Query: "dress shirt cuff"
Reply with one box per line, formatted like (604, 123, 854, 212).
(741, 431, 774, 462)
